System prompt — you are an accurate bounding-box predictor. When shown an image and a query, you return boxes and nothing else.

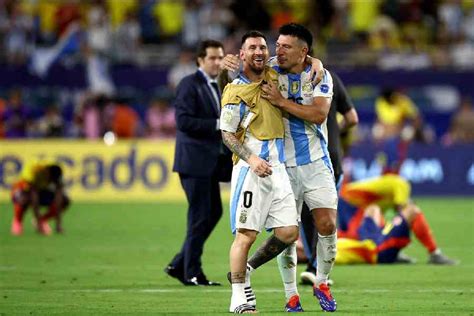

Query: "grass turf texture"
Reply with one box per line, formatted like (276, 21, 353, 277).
(1, 198, 473, 315)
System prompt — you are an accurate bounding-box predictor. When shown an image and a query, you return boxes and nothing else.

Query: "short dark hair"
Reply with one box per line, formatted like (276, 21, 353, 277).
(196, 39, 223, 65)
(279, 23, 313, 49)
(241, 30, 267, 46)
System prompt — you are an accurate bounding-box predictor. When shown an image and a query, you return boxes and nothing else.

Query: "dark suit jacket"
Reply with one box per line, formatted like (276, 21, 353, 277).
(173, 70, 232, 181)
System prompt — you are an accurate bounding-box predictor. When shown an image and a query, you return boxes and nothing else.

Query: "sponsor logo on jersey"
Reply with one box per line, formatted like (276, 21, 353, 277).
(320, 84, 329, 93)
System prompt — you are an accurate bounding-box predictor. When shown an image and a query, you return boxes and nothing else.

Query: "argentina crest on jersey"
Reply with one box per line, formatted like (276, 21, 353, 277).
(290, 81, 299, 95)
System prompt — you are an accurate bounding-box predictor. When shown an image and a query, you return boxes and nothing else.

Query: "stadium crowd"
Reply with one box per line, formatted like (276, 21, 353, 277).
(0, 0, 473, 143)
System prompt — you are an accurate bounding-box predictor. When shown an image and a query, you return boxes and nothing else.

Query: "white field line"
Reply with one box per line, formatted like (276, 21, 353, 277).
(1, 288, 472, 294)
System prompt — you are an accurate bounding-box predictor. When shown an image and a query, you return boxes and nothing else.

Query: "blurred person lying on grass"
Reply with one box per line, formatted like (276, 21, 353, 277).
(298, 174, 458, 285)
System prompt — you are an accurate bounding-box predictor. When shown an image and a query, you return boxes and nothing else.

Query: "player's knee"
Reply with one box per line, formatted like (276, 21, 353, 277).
(314, 208, 337, 235)
(235, 229, 257, 248)
(316, 214, 337, 235)
(319, 220, 336, 235)
(274, 225, 299, 244)
(401, 203, 421, 223)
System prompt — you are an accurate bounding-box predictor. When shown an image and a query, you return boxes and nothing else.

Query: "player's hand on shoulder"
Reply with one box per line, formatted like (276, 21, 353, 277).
(261, 81, 284, 107)
(248, 154, 272, 178)
(221, 54, 240, 72)
(306, 55, 324, 85)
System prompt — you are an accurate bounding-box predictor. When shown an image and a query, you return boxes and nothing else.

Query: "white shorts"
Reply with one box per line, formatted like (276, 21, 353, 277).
(229, 161, 298, 234)
(286, 158, 338, 214)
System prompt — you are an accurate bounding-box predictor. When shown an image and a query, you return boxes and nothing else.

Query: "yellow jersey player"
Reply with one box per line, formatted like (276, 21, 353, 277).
(335, 174, 458, 265)
(10, 160, 70, 235)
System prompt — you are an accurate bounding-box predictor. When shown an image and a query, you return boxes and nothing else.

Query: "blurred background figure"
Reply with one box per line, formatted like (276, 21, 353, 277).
(167, 48, 196, 91)
(37, 104, 65, 138)
(444, 97, 474, 145)
(373, 88, 419, 143)
(3, 89, 31, 138)
(105, 98, 141, 138)
(2, 1, 33, 65)
(113, 10, 141, 65)
(10, 161, 70, 236)
(145, 98, 176, 138)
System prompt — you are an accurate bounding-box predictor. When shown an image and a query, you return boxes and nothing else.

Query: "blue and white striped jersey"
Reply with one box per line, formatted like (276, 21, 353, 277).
(220, 73, 285, 165)
(268, 57, 334, 167)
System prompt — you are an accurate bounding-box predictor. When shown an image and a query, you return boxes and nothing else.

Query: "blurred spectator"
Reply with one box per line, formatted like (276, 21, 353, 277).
(438, 0, 463, 39)
(86, 1, 111, 56)
(153, 0, 184, 41)
(114, 10, 141, 64)
(106, 99, 140, 138)
(145, 98, 176, 138)
(80, 95, 102, 139)
(37, 105, 65, 137)
(373, 88, 419, 141)
(450, 32, 474, 69)
(199, 1, 233, 41)
(137, 0, 159, 43)
(349, 0, 382, 37)
(65, 113, 83, 138)
(2, 1, 33, 65)
(3, 89, 31, 138)
(182, 0, 201, 47)
(167, 48, 196, 90)
(55, 0, 81, 37)
(444, 97, 474, 144)
(107, 0, 137, 29)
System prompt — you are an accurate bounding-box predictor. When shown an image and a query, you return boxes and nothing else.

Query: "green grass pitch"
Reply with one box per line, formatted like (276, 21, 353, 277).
(1, 198, 473, 315)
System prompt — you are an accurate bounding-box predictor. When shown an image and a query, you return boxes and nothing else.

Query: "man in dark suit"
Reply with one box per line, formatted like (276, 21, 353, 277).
(165, 40, 232, 286)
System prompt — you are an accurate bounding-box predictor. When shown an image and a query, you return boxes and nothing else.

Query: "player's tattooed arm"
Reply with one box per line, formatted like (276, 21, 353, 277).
(222, 131, 252, 162)
(222, 130, 273, 177)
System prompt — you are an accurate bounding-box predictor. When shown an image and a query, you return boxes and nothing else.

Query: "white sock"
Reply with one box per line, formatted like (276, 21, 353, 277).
(230, 282, 247, 312)
(431, 248, 441, 255)
(277, 242, 298, 300)
(315, 232, 337, 286)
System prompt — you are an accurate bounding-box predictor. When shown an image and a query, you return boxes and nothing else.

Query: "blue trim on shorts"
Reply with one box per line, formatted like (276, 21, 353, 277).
(230, 166, 249, 234)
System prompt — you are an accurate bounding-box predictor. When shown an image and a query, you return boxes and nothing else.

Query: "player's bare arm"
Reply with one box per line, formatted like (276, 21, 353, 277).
(305, 56, 324, 84)
(261, 80, 331, 124)
(339, 108, 359, 133)
(222, 131, 272, 177)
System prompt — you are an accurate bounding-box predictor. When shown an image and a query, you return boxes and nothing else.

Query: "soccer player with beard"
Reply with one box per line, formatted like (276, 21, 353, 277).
(220, 30, 299, 314)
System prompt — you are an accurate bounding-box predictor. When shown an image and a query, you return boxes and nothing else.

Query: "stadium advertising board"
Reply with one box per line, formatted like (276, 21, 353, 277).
(0, 140, 228, 201)
(346, 144, 474, 196)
